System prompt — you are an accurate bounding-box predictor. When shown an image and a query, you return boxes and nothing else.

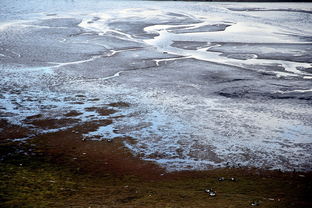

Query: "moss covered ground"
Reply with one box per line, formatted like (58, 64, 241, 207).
(1, 138, 311, 208)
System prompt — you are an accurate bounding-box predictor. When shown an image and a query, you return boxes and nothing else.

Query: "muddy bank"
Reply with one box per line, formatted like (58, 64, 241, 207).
(0, 118, 312, 207)
(1, 137, 311, 207)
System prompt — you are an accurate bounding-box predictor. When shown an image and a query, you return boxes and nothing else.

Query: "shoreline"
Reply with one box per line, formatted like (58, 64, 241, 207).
(1, 120, 312, 207)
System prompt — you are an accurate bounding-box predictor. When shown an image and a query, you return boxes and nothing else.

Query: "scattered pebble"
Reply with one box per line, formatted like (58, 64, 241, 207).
(205, 189, 216, 197)
(209, 191, 216, 197)
(217, 177, 237, 181)
(230, 177, 237, 181)
(251, 201, 260, 206)
(204, 189, 212, 193)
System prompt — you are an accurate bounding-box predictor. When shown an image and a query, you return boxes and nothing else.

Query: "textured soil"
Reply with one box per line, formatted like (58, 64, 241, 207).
(1, 118, 311, 208)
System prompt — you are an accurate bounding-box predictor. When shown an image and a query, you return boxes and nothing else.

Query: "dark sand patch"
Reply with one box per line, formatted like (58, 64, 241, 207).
(87, 98, 100, 102)
(170, 24, 231, 34)
(0, 119, 32, 140)
(108, 102, 130, 108)
(26, 118, 80, 130)
(217, 86, 312, 101)
(64, 110, 83, 117)
(220, 53, 258, 60)
(32, 121, 163, 178)
(171, 41, 208, 50)
(85, 106, 117, 116)
(69, 101, 85, 105)
(25, 114, 43, 120)
(69, 119, 112, 134)
(75, 94, 86, 98)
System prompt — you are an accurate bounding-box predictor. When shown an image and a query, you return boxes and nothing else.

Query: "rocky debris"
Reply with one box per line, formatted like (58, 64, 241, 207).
(218, 177, 237, 182)
(204, 189, 217, 197)
(218, 177, 225, 181)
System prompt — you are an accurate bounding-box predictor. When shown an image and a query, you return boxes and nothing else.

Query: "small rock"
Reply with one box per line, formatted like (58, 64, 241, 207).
(251, 201, 260, 206)
(204, 189, 212, 193)
(230, 177, 237, 181)
(209, 191, 216, 197)
(218, 177, 225, 181)
(205, 189, 216, 197)
(299, 174, 305, 178)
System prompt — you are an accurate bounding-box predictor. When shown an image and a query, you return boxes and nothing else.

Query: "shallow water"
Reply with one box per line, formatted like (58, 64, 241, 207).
(0, 0, 312, 171)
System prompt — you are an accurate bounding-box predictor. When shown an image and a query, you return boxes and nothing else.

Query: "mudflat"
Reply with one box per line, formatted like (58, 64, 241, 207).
(1, 0, 312, 207)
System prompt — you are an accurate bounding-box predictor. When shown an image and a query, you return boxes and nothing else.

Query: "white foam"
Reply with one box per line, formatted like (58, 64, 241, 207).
(278, 88, 312, 93)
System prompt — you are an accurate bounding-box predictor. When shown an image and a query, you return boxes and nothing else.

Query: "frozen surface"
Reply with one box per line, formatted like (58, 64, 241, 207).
(0, 0, 312, 172)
